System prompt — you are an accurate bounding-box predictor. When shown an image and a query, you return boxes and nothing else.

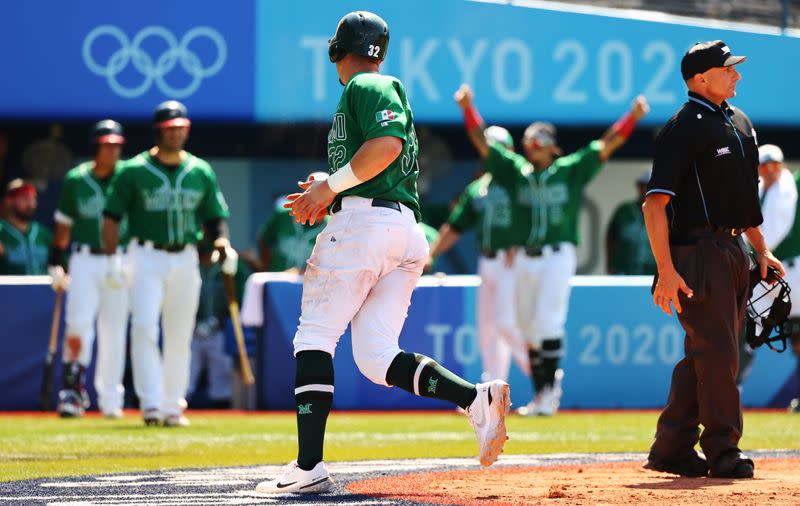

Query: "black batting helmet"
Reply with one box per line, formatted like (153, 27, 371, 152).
(153, 100, 191, 128)
(91, 119, 125, 145)
(328, 11, 389, 63)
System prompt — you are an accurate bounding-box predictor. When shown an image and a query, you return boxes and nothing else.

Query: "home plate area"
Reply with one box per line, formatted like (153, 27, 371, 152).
(2, 451, 799, 506)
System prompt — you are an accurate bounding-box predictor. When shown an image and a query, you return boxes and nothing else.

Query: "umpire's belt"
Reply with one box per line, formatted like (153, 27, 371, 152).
(137, 239, 188, 252)
(669, 225, 746, 245)
(525, 244, 561, 257)
(330, 197, 401, 215)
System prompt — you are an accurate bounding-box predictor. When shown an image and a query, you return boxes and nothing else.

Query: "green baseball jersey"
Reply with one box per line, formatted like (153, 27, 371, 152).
(0, 220, 52, 275)
(447, 174, 516, 252)
(607, 200, 657, 275)
(57, 161, 129, 249)
(773, 171, 800, 260)
(104, 151, 229, 245)
(485, 140, 603, 247)
(196, 259, 250, 324)
(258, 207, 328, 271)
(328, 72, 420, 221)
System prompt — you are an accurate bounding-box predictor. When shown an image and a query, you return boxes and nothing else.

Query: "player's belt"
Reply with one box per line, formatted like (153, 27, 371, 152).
(480, 250, 498, 258)
(330, 198, 402, 214)
(525, 244, 560, 257)
(72, 244, 104, 255)
(137, 239, 188, 252)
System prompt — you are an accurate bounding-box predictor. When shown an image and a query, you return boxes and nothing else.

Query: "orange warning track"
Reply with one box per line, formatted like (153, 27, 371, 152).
(347, 457, 800, 505)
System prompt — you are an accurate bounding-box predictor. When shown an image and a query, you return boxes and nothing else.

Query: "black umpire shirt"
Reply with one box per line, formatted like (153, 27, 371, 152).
(647, 91, 763, 232)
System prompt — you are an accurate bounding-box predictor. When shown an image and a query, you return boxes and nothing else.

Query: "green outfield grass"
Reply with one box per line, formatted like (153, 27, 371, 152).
(1, 410, 799, 482)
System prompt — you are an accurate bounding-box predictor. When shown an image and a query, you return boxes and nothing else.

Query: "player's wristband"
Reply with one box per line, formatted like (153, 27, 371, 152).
(611, 111, 637, 140)
(462, 104, 484, 131)
(48, 245, 66, 268)
(327, 163, 362, 194)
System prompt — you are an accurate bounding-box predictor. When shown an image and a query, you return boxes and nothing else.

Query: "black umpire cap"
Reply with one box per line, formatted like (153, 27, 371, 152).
(681, 40, 746, 80)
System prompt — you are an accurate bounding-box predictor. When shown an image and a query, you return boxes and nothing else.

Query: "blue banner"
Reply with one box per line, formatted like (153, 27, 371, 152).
(256, 0, 800, 125)
(260, 277, 798, 410)
(1, 1, 255, 120)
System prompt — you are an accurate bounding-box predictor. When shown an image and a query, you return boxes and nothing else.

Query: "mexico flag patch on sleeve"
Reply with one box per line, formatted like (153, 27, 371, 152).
(375, 110, 396, 126)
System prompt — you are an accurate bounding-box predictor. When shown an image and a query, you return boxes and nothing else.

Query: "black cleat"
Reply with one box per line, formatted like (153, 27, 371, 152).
(709, 450, 754, 479)
(644, 451, 709, 477)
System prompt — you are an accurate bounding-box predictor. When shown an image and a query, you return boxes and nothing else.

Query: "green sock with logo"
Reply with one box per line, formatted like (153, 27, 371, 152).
(385, 352, 477, 409)
(294, 350, 334, 471)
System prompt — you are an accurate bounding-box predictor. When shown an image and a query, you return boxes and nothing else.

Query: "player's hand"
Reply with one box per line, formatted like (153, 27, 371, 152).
(504, 248, 517, 269)
(631, 95, 650, 120)
(757, 248, 784, 281)
(48, 265, 68, 292)
(0, 241, 5, 257)
(285, 178, 335, 226)
(214, 238, 239, 276)
(453, 84, 474, 109)
(105, 254, 125, 289)
(652, 265, 693, 316)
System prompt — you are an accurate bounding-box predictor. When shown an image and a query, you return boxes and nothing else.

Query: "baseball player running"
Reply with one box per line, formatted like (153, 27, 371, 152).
(429, 126, 530, 383)
(455, 84, 649, 416)
(738, 144, 798, 389)
(49, 120, 129, 418)
(102, 101, 237, 427)
(0, 179, 51, 275)
(256, 11, 510, 495)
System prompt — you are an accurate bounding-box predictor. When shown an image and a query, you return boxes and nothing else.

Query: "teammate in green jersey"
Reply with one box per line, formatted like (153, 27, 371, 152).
(49, 120, 130, 418)
(256, 11, 510, 495)
(0, 179, 51, 275)
(430, 126, 530, 383)
(606, 170, 657, 275)
(455, 83, 649, 416)
(187, 237, 251, 409)
(102, 100, 236, 427)
(254, 172, 330, 273)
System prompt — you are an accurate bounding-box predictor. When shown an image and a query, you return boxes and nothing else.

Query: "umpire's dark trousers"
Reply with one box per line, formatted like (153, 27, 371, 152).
(649, 233, 751, 467)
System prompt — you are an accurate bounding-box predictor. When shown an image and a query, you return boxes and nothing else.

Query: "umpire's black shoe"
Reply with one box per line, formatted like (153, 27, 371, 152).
(643, 451, 709, 477)
(709, 450, 754, 479)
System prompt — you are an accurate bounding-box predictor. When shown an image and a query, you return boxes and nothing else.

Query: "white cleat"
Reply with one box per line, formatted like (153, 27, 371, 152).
(255, 460, 335, 494)
(163, 414, 190, 427)
(466, 380, 510, 467)
(515, 394, 541, 417)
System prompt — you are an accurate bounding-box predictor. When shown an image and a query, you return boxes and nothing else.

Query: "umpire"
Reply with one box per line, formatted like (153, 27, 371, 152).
(643, 41, 784, 479)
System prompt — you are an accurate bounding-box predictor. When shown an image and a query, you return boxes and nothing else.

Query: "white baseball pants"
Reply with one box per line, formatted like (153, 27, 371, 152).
(65, 248, 129, 415)
(127, 242, 201, 416)
(514, 243, 577, 347)
(293, 196, 428, 386)
(477, 253, 530, 381)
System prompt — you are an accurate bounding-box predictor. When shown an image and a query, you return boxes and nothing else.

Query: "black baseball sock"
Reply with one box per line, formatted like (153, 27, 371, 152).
(385, 352, 477, 409)
(528, 348, 543, 393)
(62, 361, 83, 391)
(540, 338, 563, 388)
(294, 351, 334, 471)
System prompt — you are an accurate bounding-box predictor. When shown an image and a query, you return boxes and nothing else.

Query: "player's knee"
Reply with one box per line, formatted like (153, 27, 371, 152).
(131, 323, 159, 343)
(353, 345, 401, 385)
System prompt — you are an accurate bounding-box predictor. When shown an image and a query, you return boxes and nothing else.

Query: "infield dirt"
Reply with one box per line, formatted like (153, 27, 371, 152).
(348, 457, 800, 505)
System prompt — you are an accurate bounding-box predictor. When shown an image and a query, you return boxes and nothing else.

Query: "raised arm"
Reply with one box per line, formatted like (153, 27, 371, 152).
(454, 84, 490, 159)
(598, 95, 650, 162)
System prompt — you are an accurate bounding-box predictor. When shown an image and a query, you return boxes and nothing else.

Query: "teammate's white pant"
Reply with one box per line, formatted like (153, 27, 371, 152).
(293, 197, 428, 385)
(514, 243, 577, 347)
(187, 329, 233, 402)
(64, 249, 129, 414)
(477, 253, 529, 381)
(127, 242, 201, 416)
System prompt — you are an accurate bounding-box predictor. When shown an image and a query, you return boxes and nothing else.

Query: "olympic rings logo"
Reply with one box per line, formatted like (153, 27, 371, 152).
(83, 25, 227, 99)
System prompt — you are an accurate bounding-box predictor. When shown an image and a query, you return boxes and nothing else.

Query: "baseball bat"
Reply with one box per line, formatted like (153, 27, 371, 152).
(40, 290, 63, 410)
(222, 273, 255, 385)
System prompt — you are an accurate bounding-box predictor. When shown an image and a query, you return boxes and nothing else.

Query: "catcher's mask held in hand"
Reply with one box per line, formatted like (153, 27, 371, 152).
(746, 264, 792, 352)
